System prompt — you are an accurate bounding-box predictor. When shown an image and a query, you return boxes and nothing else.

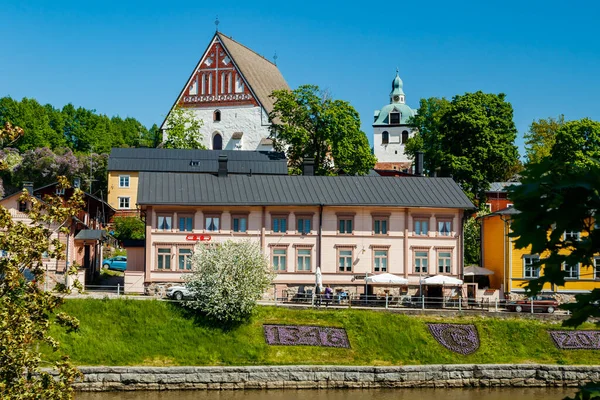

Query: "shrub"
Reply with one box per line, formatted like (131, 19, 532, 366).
(185, 240, 274, 324)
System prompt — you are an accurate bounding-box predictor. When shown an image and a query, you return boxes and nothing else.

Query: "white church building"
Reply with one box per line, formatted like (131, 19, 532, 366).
(161, 32, 289, 151)
(373, 71, 417, 171)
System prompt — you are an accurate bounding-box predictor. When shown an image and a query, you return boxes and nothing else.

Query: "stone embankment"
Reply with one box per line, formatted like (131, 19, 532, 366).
(70, 364, 600, 391)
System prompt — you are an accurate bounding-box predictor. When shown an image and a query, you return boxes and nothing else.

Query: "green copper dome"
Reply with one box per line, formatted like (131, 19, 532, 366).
(390, 72, 405, 97)
(373, 103, 415, 125)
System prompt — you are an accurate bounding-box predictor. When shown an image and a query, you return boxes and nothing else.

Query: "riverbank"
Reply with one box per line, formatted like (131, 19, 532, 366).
(47, 299, 600, 367)
(65, 364, 598, 391)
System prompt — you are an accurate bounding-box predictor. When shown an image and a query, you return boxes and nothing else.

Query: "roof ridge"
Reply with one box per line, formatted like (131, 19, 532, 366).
(217, 32, 277, 67)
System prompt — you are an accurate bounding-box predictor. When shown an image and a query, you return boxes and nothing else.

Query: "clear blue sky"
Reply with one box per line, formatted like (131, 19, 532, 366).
(2, 0, 599, 156)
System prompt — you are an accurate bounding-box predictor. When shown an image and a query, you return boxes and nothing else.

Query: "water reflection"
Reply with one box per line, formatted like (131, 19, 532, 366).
(77, 387, 574, 400)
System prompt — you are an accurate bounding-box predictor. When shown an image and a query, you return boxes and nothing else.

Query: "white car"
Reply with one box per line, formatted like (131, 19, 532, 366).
(165, 285, 193, 301)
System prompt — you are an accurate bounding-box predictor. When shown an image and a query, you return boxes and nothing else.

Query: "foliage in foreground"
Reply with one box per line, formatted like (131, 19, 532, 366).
(185, 240, 274, 324)
(162, 105, 206, 150)
(49, 299, 600, 367)
(0, 170, 83, 398)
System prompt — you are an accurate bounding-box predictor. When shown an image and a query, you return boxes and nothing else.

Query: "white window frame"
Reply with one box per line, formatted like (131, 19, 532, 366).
(563, 262, 580, 280)
(523, 255, 540, 278)
(564, 230, 581, 241)
(118, 197, 130, 209)
(119, 175, 130, 188)
(595, 257, 600, 280)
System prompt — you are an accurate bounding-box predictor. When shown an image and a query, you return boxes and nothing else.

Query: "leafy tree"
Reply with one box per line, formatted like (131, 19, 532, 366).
(269, 85, 376, 175)
(185, 240, 274, 324)
(111, 216, 145, 241)
(406, 92, 519, 199)
(12, 148, 81, 192)
(464, 215, 481, 266)
(524, 115, 564, 165)
(550, 118, 600, 168)
(162, 106, 206, 150)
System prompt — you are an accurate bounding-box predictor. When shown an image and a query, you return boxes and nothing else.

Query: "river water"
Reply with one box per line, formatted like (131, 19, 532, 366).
(78, 388, 575, 400)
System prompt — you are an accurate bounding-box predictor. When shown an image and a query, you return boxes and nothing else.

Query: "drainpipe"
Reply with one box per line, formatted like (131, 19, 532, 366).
(500, 215, 509, 296)
(403, 208, 409, 280)
(318, 204, 323, 270)
(261, 206, 266, 254)
(460, 210, 467, 280)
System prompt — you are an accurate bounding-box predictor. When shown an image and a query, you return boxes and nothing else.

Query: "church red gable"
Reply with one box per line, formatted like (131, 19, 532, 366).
(179, 40, 258, 109)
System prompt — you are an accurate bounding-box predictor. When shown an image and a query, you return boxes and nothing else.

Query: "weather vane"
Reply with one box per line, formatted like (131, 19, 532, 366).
(215, 16, 220, 32)
(273, 52, 278, 65)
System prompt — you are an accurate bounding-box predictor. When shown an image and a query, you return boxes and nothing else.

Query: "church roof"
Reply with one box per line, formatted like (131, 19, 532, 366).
(217, 33, 289, 115)
(373, 103, 415, 125)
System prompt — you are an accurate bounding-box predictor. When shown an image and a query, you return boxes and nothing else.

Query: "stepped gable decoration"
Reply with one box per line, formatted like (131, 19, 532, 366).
(549, 331, 600, 350)
(263, 324, 350, 348)
(428, 324, 480, 355)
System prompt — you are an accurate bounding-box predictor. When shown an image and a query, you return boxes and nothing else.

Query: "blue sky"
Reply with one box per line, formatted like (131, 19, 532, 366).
(2, 0, 599, 156)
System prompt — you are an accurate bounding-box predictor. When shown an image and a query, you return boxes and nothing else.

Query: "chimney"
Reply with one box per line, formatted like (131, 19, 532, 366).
(415, 152, 424, 176)
(302, 158, 315, 176)
(73, 177, 81, 189)
(23, 181, 34, 195)
(218, 155, 228, 177)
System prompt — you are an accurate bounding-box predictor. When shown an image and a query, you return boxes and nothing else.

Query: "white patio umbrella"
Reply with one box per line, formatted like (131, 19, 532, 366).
(315, 266, 323, 292)
(420, 275, 464, 285)
(365, 273, 409, 285)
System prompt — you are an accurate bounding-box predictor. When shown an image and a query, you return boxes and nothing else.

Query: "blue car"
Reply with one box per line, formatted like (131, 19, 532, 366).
(102, 256, 127, 271)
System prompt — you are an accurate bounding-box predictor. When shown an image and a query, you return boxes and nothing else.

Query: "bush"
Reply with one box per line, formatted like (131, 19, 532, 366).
(111, 216, 145, 241)
(185, 240, 274, 324)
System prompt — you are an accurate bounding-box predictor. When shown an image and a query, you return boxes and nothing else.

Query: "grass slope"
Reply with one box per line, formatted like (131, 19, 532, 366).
(47, 299, 600, 366)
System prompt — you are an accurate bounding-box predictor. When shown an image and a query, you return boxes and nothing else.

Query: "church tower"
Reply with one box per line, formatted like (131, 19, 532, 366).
(160, 32, 289, 151)
(373, 71, 417, 171)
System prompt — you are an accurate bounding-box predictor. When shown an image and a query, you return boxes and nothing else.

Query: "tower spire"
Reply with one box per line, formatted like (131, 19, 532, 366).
(273, 52, 278, 65)
(215, 16, 220, 32)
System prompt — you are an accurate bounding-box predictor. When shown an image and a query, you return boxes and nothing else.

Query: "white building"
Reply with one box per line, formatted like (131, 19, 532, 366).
(373, 71, 417, 171)
(161, 32, 289, 151)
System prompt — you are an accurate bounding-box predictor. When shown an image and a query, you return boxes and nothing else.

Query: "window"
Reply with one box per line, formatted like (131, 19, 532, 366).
(18, 201, 27, 212)
(157, 215, 172, 231)
(401, 130, 409, 144)
(373, 217, 388, 235)
(523, 255, 540, 278)
(119, 175, 130, 188)
(272, 248, 287, 271)
(374, 250, 388, 272)
(338, 217, 353, 234)
(338, 248, 353, 272)
(389, 112, 400, 124)
(232, 215, 248, 233)
(297, 217, 311, 234)
(297, 249, 311, 271)
(564, 230, 581, 241)
(595, 257, 600, 280)
(437, 220, 452, 236)
(157, 248, 171, 270)
(55, 187, 65, 196)
(213, 133, 223, 150)
(178, 216, 193, 232)
(235, 75, 244, 93)
(484, 203, 492, 213)
(118, 197, 130, 209)
(178, 248, 193, 270)
(382, 131, 389, 144)
(205, 215, 220, 232)
(415, 251, 428, 273)
(220, 72, 225, 94)
(414, 218, 429, 236)
(438, 251, 452, 274)
(563, 262, 579, 279)
(213, 110, 221, 122)
(272, 216, 287, 233)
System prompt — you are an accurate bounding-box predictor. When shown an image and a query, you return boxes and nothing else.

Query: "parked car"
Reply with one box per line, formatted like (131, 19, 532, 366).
(102, 256, 127, 271)
(166, 285, 193, 301)
(506, 295, 558, 313)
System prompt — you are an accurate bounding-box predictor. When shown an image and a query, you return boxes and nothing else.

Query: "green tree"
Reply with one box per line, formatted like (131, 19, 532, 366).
(406, 92, 519, 199)
(111, 216, 145, 241)
(524, 115, 564, 165)
(550, 118, 600, 168)
(464, 216, 481, 266)
(162, 106, 206, 149)
(185, 240, 274, 325)
(269, 85, 376, 175)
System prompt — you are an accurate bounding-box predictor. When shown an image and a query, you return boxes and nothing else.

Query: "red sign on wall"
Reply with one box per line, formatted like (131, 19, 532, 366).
(185, 234, 212, 242)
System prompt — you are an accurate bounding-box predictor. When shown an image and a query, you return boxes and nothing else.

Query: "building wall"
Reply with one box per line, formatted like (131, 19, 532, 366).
(107, 171, 139, 212)
(484, 192, 513, 213)
(373, 126, 414, 165)
(142, 205, 464, 288)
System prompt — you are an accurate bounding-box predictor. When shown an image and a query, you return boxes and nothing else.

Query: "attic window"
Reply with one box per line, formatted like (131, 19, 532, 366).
(190, 161, 201, 167)
(390, 112, 400, 124)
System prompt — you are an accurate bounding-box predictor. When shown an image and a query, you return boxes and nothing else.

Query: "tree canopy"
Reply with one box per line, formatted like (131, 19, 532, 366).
(161, 106, 206, 150)
(524, 115, 564, 165)
(269, 85, 376, 175)
(406, 92, 520, 200)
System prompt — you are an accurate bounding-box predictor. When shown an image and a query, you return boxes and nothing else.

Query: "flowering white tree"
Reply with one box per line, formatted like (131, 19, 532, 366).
(184, 240, 274, 324)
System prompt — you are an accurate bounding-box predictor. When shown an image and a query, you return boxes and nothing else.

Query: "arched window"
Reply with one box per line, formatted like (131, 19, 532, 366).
(382, 131, 389, 145)
(201, 74, 206, 95)
(208, 74, 212, 94)
(227, 72, 232, 93)
(220, 72, 225, 93)
(213, 110, 221, 122)
(402, 130, 409, 144)
(213, 133, 223, 150)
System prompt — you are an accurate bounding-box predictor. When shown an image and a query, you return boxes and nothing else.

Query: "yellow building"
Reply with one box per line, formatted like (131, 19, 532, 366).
(481, 207, 600, 296)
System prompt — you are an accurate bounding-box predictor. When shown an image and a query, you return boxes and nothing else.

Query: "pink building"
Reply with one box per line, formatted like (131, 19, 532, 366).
(131, 157, 474, 297)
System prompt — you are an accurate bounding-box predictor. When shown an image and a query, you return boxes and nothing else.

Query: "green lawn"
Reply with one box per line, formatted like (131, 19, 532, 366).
(46, 299, 600, 366)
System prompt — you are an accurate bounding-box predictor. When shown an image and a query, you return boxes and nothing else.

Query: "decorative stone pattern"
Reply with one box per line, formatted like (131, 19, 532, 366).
(62, 365, 600, 392)
(428, 324, 480, 355)
(550, 331, 600, 350)
(263, 325, 350, 348)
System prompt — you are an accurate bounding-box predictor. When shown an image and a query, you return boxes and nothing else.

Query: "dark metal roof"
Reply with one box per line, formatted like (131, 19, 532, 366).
(108, 148, 288, 175)
(74, 230, 108, 241)
(487, 181, 520, 192)
(482, 206, 521, 218)
(137, 173, 475, 208)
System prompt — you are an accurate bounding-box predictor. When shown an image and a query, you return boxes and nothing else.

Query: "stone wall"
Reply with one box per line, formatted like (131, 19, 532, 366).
(68, 364, 600, 391)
